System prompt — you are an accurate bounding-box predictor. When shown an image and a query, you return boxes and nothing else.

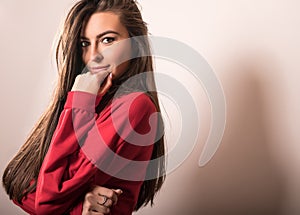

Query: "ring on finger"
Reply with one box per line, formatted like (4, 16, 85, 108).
(97, 194, 108, 206)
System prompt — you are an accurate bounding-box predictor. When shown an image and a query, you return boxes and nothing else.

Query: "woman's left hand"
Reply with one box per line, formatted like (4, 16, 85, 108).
(82, 185, 123, 215)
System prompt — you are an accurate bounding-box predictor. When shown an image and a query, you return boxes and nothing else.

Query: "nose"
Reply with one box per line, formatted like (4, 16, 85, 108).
(88, 43, 103, 63)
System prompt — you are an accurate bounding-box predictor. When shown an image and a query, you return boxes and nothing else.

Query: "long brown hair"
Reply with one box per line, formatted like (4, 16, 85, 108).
(2, 0, 165, 211)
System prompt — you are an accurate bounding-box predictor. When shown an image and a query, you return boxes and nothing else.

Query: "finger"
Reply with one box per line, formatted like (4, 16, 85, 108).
(84, 194, 110, 214)
(95, 69, 110, 82)
(96, 70, 111, 91)
(88, 203, 110, 214)
(92, 185, 117, 203)
(83, 207, 103, 215)
(92, 186, 114, 198)
(97, 194, 113, 207)
(98, 73, 113, 96)
(112, 189, 123, 196)
(93, 202, 110, 214)
(87, 206, 106, 215)
(111, 189, 123, 206)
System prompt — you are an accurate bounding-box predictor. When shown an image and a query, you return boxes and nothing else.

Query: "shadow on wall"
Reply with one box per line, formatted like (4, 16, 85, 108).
(188, 53, 287, 215)
(137, 52, 288, 215)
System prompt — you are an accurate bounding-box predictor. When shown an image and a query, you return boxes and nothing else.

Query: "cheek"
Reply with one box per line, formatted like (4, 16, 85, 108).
(109, 42, 131, 64)
(81, 50, 88, 65)
(106, 41, 132, 75)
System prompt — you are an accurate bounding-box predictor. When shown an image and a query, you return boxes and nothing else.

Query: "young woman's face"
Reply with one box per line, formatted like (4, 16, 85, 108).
(80, 12, 131, 79)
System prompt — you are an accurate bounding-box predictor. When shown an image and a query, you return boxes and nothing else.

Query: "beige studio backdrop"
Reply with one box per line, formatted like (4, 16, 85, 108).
(0, 0, 300, 214)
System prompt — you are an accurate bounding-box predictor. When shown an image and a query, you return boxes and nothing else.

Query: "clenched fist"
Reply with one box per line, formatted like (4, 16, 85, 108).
(71, 70, 113, 96)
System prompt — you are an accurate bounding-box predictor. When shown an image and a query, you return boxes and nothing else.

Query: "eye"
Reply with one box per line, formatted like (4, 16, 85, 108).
(102, 37, 115, 44)
(80, 41, 90, 47)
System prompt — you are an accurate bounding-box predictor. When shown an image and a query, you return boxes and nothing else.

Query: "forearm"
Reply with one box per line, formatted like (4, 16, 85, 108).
(35, 91, 100, 214)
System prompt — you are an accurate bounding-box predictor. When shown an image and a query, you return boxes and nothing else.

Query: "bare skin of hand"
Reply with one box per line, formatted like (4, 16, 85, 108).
(82, 186, 123, 215)
(71, 70, 113, 96)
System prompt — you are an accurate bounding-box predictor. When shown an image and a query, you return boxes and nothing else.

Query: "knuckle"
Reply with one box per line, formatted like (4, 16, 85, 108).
(107, 199, 113, 207)
(77, 73, 84, 78)
(92, 188, 99, 195)
(85, 193, 93, 200)
(84, 202, 92, 208)
(106, 190, 114, 198)
(74, 76, 80, 82)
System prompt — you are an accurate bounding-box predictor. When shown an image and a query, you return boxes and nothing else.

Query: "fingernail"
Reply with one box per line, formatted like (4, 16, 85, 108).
(115, 189, 123, 194)
(109, 73, 113, 78)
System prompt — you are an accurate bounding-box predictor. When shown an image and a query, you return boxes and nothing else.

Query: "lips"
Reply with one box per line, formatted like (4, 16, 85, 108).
(89, 65, 110, 73)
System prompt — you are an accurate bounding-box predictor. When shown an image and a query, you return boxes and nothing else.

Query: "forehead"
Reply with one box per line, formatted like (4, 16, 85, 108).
(82, 12, 127, 38)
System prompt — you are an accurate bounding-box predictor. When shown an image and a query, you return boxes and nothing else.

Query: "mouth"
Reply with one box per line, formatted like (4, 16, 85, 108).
(89, 65, 110, 73)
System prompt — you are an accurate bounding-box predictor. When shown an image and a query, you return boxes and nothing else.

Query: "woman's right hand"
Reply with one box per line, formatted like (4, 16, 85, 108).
(71, 70, 113, 96)
(82, 185, 123, 215)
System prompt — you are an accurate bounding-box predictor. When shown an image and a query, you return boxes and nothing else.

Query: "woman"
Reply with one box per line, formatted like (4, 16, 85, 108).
(2, 0, 165, 214)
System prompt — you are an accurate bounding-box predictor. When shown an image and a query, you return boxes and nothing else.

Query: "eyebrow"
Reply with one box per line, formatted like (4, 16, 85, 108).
(80, 30, 120, 40)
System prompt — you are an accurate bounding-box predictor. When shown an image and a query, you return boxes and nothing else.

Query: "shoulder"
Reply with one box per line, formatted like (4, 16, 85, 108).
(112, 92, 157, 116)
(98, 92, 157, 128)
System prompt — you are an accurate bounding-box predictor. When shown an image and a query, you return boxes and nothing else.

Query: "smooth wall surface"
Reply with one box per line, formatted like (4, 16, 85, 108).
(1, 0, 299, 214)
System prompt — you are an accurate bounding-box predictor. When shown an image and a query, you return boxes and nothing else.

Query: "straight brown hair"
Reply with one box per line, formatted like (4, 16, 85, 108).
(2, 0, 165, 211)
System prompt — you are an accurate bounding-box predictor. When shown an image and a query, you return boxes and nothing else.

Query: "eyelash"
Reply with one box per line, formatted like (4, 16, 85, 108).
(80, 41, 90, 47)
(80, 37, 116, 48)
(102, 37, 115, 44)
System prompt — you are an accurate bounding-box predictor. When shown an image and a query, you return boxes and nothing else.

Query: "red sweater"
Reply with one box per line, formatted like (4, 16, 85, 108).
(13, 91, 157, 215)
